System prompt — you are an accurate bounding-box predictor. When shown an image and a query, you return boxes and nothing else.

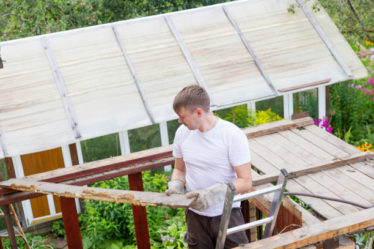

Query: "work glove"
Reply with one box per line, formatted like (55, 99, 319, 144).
(186, 183, 228, 211)
(165, 179, 185, 196)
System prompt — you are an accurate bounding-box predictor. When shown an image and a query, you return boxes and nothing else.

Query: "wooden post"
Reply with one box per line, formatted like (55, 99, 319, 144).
(256, 208, 262, 240)
(241, 200, 250, 240)
(60, 197, 83, 249)
(1, 205, 17, 249)
(249, 202, 257, 242)
(128, 172, 150, 249)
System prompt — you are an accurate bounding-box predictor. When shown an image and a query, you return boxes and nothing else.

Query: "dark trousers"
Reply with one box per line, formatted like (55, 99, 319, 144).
(185, 208, 248, 249)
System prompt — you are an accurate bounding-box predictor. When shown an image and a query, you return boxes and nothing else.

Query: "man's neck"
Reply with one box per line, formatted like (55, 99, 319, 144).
(198, 113, 218, 132)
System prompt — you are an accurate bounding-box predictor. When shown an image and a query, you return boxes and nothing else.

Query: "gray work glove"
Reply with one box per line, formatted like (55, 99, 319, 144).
(165, 179, 185, 196)
(186, 183, 228, 211)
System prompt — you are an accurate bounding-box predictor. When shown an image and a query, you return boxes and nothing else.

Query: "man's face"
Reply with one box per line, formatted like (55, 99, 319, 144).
(177, 107, 201, 130)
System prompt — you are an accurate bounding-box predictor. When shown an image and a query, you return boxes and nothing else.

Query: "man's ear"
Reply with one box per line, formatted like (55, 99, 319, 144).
(196, 108, 204, 117)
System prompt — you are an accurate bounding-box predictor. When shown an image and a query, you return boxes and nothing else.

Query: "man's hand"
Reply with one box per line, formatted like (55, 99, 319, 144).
(165, 179, 185, 195)
(186, 183, 228, 211)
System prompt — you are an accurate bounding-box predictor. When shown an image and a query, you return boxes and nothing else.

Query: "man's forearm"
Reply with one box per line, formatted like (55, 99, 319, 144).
(232, 178, 252, 194)
(171, 168, 186, 182)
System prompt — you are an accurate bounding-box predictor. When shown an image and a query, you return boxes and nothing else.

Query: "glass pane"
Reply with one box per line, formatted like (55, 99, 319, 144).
(129, 124, 161, 153)
(0, 159, 8, 180)
(167, 119, 181, 144)
(81, 133, 121, 162)
(256, 96, 284, 117)
(293, 89, 318, 120)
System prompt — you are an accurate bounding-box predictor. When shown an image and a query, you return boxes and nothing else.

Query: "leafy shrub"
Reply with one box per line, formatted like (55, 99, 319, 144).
(79, 170, 186, 248)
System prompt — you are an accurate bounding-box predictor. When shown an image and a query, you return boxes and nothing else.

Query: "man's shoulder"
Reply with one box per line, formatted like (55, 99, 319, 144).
(218, 118, 242, 133)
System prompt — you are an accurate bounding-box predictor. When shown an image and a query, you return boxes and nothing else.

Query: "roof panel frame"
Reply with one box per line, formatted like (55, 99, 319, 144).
(296, 0, 353, 78)
(0, 127, 7, 157)
(41, 37, 82, 139)
(222, 5, 279, 96)
(111, 25, 156, 124)
(112, 24, 156, 124)
(164, 15, 216, 107)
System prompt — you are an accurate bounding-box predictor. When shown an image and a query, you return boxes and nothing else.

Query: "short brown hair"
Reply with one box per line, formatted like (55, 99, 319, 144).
(173, 85, 210, 113)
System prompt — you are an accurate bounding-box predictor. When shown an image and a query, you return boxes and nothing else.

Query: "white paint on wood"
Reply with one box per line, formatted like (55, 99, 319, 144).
(12, 156, 34, 226)
(75, 142, 84, 165)
(160, 122, 171, 171)
(318, 86, 326, 120)
(283, 94, 293, 119)
(119, 131, 131, 155)
(247, 101, 256, 113)
(61, 145, 72, 168)
(46, 195, 56, 215)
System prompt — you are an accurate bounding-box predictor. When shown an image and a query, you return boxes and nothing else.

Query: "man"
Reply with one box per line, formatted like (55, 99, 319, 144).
(166, 85, 252, 249)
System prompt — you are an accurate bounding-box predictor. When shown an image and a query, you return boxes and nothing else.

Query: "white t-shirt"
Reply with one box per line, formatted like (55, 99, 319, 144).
(173, 118, 251, 217)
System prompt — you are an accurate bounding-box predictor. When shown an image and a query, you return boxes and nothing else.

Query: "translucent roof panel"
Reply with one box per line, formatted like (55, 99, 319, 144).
(225, 0, 348, 91)
(0, 39, 75, 156)
(48, 27, 151, 139)
(169, 6, 276, 107)
(115, 17, 197, 123)
(312, 0, 368, 80)
(0, 0, 367, 158)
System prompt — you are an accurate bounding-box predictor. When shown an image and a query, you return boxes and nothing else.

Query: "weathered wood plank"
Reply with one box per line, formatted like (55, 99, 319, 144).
(233, 207, 374, 249)
(253, 153, 373, 186)
(291, 128, 350, 159)
(351, 160, 374, 179)
(286, 179, 343, 219)
(0, 179, 193, 208)
(278, 78, 331, 93)
(304, 125, 361, 156)
(293, 175, 360, 214)
(323, 166, 374, 204)
(278, 130, 334, 162)
(242, 117, 314, 139)
(251, 151, 280, 175)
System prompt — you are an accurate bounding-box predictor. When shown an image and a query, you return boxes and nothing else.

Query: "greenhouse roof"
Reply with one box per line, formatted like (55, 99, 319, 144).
(0, 0, 368, 158)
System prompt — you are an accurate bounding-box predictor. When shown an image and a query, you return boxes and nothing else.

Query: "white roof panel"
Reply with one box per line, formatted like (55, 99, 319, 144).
(0, 0, 368, 158)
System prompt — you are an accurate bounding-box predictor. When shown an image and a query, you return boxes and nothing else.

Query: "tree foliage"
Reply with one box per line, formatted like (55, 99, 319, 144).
(0, 0, 233, 42)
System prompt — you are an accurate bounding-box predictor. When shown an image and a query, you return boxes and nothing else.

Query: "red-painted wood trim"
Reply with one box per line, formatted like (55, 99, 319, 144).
(128, 172, 150, 249)
(241, 200, 250, 240)
(68, 144, 79, 166)
(60, 197, 83, 249)
(0, 158, 174, 205)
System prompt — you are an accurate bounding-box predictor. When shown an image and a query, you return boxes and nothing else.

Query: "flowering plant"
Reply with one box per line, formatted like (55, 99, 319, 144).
(356, 142, 374, 152)
(314, 118, 333, 133)
(348, 76, 374, 102)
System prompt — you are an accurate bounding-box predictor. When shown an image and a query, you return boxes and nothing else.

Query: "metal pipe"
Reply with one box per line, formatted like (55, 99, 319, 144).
(285, 192, 373, 209)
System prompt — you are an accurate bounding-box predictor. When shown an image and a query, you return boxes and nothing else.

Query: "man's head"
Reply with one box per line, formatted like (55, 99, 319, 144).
(173, 85, 211, 130)
(173, 85, 210, 113)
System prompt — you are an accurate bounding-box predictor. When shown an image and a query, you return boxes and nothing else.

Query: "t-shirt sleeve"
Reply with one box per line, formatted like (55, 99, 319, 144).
(172, 125, 184, 158)
(229, 129, 251, 167)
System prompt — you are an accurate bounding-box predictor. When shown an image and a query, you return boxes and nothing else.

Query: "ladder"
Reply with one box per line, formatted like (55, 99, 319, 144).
(216, 169, 288, 249)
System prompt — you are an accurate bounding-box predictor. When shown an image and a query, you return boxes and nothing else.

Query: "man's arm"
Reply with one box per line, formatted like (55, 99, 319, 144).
(171, 157, 186, 182)
(232, 162, 252, 194)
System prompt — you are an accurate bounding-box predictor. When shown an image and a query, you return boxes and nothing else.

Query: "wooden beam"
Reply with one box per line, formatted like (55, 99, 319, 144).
(0, 157, 174, 205)
(0, 179, 193, 208)
(1, 205, 17, 249)
(129, 173, 150, 249)
(60, 197, 83, 249)
(278, 79, 331, 93)
(233, 207, 374, 249)
(243, 117, 314, 139)
(253, 153, 373, 186)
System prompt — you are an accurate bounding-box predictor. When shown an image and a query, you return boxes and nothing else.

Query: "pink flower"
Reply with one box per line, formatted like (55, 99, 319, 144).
(348, 84, 354, 88)
(372, 97, 374, 102)
(361, 87, 366, 91)
(366, 90, 371, 94)
(326, 126, 333, 134)
(322, 119, 329, 128)
(356, 85, 362, 89)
